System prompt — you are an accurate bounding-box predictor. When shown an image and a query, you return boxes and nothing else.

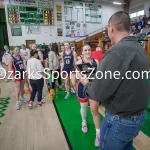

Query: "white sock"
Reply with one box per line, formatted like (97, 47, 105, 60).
(96, 128, 100, 134)
(80, 102, 88, 122)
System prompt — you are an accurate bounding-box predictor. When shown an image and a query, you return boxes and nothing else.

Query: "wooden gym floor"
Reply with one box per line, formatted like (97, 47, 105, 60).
(0, 65, 69, 150)
(0, 64, 150, 150)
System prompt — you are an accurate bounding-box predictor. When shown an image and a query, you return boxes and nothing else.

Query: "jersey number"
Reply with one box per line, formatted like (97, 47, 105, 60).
(66, 59, 70, 64)
(19, 64, 24, 69)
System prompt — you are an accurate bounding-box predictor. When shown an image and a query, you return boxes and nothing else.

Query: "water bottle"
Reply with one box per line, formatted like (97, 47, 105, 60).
(47, 82, 51, 89)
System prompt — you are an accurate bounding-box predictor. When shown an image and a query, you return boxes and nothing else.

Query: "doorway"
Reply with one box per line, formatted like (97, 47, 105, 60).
(0, 23, 9, 50)
(26, 40, 36, 49)
(0, 9, 9, 60)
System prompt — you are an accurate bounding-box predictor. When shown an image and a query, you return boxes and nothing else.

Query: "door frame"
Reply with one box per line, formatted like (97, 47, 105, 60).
(26, 40, 36, 49)
(0, 8, 9, 50)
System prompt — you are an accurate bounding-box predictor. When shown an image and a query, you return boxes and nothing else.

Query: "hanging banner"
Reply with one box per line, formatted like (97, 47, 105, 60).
(82, 23, 87, 36)
(25, 25, 41, 34)
(5, 0, 53, 8)
(65, 22, 71, 37)
(56, 4, 63, 36)
(85, 3, 102, 24)
(64, 1, 84, 23)
(75, 23, 81, 37)
(65, 22, 87, 38)
(10, 25, 22, 36)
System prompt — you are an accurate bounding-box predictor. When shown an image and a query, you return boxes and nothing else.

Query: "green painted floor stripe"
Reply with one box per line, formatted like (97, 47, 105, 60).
(53, 100, 73, 150)
(54, 91, 99, 150)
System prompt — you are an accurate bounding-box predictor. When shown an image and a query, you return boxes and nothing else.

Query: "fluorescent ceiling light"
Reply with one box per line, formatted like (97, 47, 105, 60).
(113, 2, 122, 5)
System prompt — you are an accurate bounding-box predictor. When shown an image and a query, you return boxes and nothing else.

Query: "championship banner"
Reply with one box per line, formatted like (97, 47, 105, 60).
(56, 5, 63, 36)
(10, 25, 22, 36)
(25, 25, 41, 34)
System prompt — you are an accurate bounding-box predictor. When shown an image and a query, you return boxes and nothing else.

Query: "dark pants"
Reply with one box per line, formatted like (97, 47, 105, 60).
(100, 111, 146, 150)
(29, 78, 44, 102)
(51, 68, 61, 89)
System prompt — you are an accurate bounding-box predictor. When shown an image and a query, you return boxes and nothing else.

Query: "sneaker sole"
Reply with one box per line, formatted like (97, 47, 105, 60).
(20, 101, 27, 104)
(71, 92, 76, 94)
(16, 107, 21, 110)
(16, 104, 21, 110)
(64, 95, 70, 99)
(82, 129, 88, 133)
(95, 142, 100, 147)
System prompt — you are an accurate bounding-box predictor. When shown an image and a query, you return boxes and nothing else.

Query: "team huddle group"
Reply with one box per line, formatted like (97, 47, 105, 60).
(2, 42, 104, 147)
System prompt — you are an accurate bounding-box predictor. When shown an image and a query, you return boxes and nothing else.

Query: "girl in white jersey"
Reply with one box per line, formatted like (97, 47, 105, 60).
(20, 44, 31, 94)
(2, 45, 11, 82)
(2, 45, 11, 66)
